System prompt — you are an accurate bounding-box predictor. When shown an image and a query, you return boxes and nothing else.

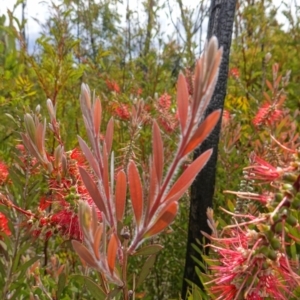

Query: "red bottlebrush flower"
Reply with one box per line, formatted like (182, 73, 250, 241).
(252, 103, 283, 127)
(206, 227, 297, 300)
(0, 212, 11, 236)
(106, 79, 120, 93)
(158, 116, 175, 133)
(0, 161, 9, 185)
(114, 104, 130, 120)
(244, 155, 284, 182)
(229, 67, 240, 78)
(222, 109, 231, 127)
(158, 93, 172, 110)
(51, 210, 81, 240)
(210, 284, 237, 300)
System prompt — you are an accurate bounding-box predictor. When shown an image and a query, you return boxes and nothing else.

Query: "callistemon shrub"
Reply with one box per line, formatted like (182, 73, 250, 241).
(202, 64, 300, 300)
(0, 37, 223, 298)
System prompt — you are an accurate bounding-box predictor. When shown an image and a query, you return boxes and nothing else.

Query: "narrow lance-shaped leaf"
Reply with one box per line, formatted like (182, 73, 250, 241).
(133, 244, 163, 256)
(78, 135, 102, 178)
(144, 202, 178, 238)
(177, 73, 189, 133)
(35, 121, 45, 157)
(152, 121, 163, 185)
(72, 240, 97, 268)
(128, 161, 143, 227)
(115, 170, 127, 222)
(136, 255, 157, 288)
(24, 113, 36, 145)
(105, 117, 114, 155)
(102, 142, 110, 201)
(78, 166, 107, 217)
(148, 157, 158, 208)
(93, 97, 102, 137)
(93, 223, 103, 260)
(182, 110, 221, 156)
(164, 149, 213, 204)
(107, 233, 118, 274)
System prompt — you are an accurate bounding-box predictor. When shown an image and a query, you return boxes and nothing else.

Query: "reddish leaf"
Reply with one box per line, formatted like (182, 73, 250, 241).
(263, 91, 271, 102)
(72, 240, 97, 268)
(36, 122, 45, 156)
(105, 118, 114, 154)
(164, 149, 212, 203)
(93, 224, 103, 260)
(183, 110, 221, 156)
(266, 80, 273, 92)
(152, 121, 163, 185)
(102, 143, 110, 200)
(275, 74, 282, 89)
(78, 136, 101, 178)
(148, 159, 158, 208)
(93, 97, 102, 137)
(107, 233, 118, 274)
(177, 73, 189, 132)
(144, 202, 178, 238)
(128, 161, 143, 226)
(78, 166, 107, 217)
(203, 48, 222, 93)
(115, 170, 127, 222)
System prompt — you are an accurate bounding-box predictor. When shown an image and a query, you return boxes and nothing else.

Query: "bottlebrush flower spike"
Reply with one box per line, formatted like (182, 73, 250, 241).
(0, 161, 9, 185)
(252, 102, 283, 128)
(0, 212, 11, 237)
(244, 155, 287, 182)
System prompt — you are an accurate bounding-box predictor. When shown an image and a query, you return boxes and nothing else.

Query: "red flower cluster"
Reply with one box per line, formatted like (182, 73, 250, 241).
(222, 109, 231, 128)
(244, 155, 285, 182)
(0, 212, 11, 237)
(114, 104, 130, 120)
(207, 228, 297, 300)
(106, 79, 120, 93)
(30, 148, 101, 241)
(0, 161, 9, 185)
(252, 103, 283, 127)
(229, 67, 240, 78)
(158, 93, 172, 110)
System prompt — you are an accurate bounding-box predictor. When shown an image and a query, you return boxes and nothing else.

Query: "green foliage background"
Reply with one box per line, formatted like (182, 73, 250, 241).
(0, 0, 300, 299)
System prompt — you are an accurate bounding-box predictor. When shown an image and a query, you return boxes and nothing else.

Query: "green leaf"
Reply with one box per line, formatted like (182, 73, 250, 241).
(57, 272, 66, 299)
(136, 255, 156, 288)
(17, 256, 40, 279)
(133, 244, 163, 256)
(71, 275, 106, 300)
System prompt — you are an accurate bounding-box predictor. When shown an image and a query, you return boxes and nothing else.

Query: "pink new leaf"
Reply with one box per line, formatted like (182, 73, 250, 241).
(183, 110, 221, 156)
(107, 233, 118, 274)
(115, 170, 127, 222)
(72, 240, 97, 268)
(177, 73, 189, 132)
(164, 149, 213, 203)
(144, 202, 178, 238)
(102, 143, 110, 200)
(105, 118, 114, 154)
(128, 161, 143, 226)
(78, 135, 102, 178)
(93, 97, 102, 137)
(152, 121, 164, 185)
(78, 166, 107, 217)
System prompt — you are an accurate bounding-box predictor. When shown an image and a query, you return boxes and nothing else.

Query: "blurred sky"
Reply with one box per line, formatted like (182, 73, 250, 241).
(0, 0, 296, 52)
